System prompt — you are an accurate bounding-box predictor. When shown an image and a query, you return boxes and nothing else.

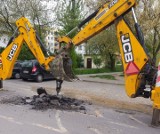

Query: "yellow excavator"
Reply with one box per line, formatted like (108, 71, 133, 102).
(0, 0, 159, 126)
(49, 0, 160, 126)
(0, 17, 55, 80)
(0, 17, 62, 94)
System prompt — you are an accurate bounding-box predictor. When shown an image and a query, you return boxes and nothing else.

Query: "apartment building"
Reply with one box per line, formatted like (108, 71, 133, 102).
(0, 34, 9, 48)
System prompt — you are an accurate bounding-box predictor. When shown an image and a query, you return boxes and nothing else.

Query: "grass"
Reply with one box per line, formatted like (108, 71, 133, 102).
(74, 68, 110, 75)
(74, 65, 123, 75)
(90, 75, 116, 80)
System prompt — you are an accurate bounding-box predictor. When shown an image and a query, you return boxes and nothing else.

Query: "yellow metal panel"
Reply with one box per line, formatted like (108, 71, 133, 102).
(0, 35, 23, 79)
(116, 19, 148, 97)
(151, 87, 160, 109)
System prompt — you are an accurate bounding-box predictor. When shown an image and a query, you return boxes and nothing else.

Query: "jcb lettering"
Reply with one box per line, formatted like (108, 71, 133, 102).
(7, 44, 18, 61)
(123, 42, 131, 53)
(125, 52, 133, 63)
(121, 34, 133, 63)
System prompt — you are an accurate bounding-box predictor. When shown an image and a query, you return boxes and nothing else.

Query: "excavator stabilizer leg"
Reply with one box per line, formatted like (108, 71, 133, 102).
(151, 108, 160, 127)
(151, 86, 160, 127)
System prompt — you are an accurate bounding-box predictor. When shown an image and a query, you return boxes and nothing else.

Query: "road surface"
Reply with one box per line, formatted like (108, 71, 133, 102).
(0, 79, 159, 134)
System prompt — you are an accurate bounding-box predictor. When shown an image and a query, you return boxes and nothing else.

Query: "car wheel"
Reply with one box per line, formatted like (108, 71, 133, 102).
(36, 74, 43, 82)
(22, 78, 28, 81)
(14, 73, 21, 79)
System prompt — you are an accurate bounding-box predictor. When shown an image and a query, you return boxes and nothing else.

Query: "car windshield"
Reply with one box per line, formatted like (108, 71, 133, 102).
(14, 62, 21, 67)
(22, 61, 33, 67)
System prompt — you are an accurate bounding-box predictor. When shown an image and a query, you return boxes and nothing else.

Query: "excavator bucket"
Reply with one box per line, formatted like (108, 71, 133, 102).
(49, 52, 78, 82)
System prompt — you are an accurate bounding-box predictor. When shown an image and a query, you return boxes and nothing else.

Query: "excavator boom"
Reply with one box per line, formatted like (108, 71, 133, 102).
(52, 0, 160, 126)
(0, 17, 55, 80)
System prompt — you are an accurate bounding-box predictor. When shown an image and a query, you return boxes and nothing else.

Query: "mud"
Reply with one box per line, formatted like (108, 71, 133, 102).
(0, 94, 89, 112)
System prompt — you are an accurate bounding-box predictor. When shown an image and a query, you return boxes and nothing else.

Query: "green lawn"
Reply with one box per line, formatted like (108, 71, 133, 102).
(74, 65, 123, 75)
(90, 75, 116, 80)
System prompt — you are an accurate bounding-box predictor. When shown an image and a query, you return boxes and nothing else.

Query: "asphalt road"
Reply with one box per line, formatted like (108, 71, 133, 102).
(0, 79, 159, 134)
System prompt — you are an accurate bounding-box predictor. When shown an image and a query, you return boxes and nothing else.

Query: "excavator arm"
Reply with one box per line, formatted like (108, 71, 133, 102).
(52, 0, 160, 126)
(57, 0, 151, 98)
(0, 17, 54, 80)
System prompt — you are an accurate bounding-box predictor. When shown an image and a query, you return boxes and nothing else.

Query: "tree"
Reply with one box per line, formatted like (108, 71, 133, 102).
(86, 26, 118, 71)
(84, 0, 110, 10)
(0, 0, 56, 36)
(82, 0, 118, 71)
(18, 45, 34, 60)
(0, 47, 5, 53)
(77, 54, 84, 68)
(138, 0, 160, 64)
(56, 0, 84, 68)
(92, 56, 102, 69)
(0, 0, 57, 60)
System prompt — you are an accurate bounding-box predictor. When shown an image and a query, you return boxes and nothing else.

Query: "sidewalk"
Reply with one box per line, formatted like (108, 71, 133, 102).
(77, 72, 124, 85)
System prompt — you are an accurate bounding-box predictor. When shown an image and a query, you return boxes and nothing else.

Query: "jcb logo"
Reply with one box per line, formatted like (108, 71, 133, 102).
(7, 44, 18, 61)
(121, 34, 133, 63)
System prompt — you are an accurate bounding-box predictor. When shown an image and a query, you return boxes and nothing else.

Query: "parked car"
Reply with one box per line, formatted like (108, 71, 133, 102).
(12, 61, 23, 79)
(20, 60, 54, 82)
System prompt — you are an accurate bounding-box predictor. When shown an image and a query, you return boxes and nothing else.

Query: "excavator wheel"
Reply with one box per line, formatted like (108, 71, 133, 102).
(151, 108, 160, 127)
(49, 52, 78, 82)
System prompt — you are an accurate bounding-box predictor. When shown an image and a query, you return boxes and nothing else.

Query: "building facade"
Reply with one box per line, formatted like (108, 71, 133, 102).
(45, 28, 59, 54)
(0, 34, 9, 48)
(75, 43, 86, 56)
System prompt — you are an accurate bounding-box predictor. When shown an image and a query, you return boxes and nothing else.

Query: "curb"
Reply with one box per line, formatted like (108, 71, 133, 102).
(81, 79, 124, 85)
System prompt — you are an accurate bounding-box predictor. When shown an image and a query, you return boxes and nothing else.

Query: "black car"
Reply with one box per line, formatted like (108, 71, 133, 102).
(20, 60, 54, 82)
(12, 61, 23, 79)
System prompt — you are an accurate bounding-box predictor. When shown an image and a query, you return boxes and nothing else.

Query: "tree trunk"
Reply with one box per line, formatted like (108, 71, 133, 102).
(109, 53, 115, 71)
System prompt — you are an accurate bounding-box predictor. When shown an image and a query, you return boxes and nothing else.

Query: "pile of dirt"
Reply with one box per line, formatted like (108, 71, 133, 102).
(0, 88, 89, 112)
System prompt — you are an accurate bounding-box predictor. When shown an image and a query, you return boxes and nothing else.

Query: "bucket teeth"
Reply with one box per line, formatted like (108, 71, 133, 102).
(49, 53, 78, 82)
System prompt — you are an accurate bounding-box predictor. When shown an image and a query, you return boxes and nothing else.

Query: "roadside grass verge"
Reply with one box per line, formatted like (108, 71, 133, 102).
(74, 65, 123, 75)
(90, 75, 116, 80)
